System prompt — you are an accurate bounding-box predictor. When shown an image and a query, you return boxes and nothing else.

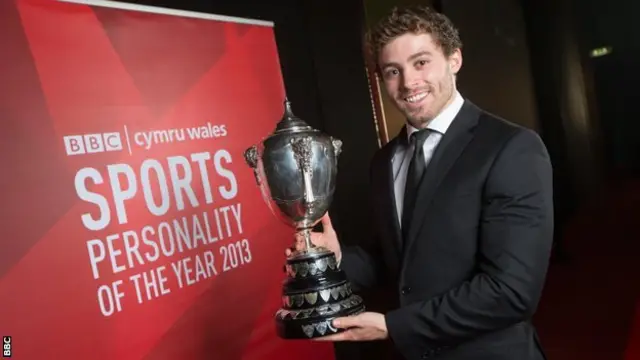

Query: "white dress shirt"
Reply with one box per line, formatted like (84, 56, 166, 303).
(392, 91, 465, 226)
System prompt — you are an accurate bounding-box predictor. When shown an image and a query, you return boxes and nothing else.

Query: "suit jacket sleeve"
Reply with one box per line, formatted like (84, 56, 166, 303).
(340, 240, 383, 292)
(384, 128, 554, 354)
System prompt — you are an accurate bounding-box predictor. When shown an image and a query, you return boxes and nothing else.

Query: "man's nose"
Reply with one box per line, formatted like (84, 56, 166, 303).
(401, 69, 421, 90)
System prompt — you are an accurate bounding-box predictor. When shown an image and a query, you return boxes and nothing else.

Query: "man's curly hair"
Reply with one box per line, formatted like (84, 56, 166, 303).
(366, 5, 463, 68)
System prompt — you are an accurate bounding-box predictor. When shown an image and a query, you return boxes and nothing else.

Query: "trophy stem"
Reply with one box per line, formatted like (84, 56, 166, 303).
(301, 228, 314, 251)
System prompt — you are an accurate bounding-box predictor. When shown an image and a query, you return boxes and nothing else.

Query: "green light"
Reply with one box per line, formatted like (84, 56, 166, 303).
(590, 46, 612, 58)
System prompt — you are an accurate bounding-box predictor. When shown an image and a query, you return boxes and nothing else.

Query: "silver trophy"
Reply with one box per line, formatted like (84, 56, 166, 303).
(243, 98, 365, 339)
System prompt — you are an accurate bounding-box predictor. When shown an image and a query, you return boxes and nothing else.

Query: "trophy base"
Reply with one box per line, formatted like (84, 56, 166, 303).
(276, 245, 366, 339)
(276, 296, 365, 339)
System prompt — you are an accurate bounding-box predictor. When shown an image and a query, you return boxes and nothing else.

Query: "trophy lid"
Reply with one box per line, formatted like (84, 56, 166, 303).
(274, 98, 313, 133)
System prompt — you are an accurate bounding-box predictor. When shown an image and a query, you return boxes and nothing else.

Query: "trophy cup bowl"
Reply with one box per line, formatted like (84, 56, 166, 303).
(243, 98, 365, 339)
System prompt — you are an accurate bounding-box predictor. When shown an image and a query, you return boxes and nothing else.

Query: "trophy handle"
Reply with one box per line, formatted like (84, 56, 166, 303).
(243, 145, 261, 185)
(330, 137, 342, 158)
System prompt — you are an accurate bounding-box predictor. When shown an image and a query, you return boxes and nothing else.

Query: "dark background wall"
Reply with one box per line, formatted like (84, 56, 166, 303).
(441, 0, 539, 131)
(520, 0, 640, 240)
(573, 0, 640, 173)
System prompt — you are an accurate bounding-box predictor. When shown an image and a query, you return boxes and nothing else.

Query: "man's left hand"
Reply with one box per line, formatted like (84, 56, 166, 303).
(314, 312, 388, 341)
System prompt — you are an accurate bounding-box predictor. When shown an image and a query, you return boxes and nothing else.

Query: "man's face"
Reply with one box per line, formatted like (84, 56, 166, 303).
(378, 32, 462, 129)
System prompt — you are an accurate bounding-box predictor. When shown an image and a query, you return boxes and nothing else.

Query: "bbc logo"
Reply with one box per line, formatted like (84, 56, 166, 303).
(2, 336, 10, 358)
(63, 133, 123, 156)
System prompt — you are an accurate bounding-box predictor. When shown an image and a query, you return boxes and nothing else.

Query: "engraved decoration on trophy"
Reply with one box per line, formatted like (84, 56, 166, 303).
(243, 98, 365, 339)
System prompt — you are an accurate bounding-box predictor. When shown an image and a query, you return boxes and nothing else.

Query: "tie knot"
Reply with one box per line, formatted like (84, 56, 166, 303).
(409, 129, 430, 146)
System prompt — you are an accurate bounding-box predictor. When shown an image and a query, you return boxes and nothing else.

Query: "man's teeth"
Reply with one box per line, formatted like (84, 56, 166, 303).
(405, 92, 428, 103)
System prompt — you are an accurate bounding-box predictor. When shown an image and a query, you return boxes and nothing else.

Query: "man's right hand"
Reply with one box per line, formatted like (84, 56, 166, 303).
(285, 213, 342, 263)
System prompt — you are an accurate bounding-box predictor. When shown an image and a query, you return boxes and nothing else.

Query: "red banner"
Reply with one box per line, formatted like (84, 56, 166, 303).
(0, 1, 335, 359)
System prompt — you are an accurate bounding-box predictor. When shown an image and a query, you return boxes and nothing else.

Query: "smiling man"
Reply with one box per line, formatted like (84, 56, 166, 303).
(291, 5, 554, 360)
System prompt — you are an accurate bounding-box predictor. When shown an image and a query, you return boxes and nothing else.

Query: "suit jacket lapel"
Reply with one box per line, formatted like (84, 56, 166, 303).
(404, 101, 481, 252)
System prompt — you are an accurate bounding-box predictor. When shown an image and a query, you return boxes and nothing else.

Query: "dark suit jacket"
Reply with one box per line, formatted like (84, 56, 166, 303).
(340, 100, 554, 360)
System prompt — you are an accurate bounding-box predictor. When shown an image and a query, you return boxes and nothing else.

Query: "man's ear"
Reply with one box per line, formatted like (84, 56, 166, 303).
(448, 48, 463, 75)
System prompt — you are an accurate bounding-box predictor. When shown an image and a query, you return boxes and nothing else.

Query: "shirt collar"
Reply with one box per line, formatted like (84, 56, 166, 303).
(406, 90, 465, 141)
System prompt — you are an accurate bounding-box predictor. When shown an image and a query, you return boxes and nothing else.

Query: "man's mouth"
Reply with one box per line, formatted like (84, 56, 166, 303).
(404, 91, 428, 104)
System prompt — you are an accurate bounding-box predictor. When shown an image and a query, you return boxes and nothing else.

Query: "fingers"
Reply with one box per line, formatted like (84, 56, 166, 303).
(333, 315, 359, 329)
(321, 213, 334, 232)
(294, 233, 306, 250)
(287, 214, 334, 258)
(313, 331, 351, 341)
(310, 232, 323, 243)
(294, 232, 324, 249)
(312, 328, 360, 342)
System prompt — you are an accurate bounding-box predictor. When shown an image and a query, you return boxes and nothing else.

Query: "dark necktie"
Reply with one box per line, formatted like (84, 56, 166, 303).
(401, 129, 431, 240)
